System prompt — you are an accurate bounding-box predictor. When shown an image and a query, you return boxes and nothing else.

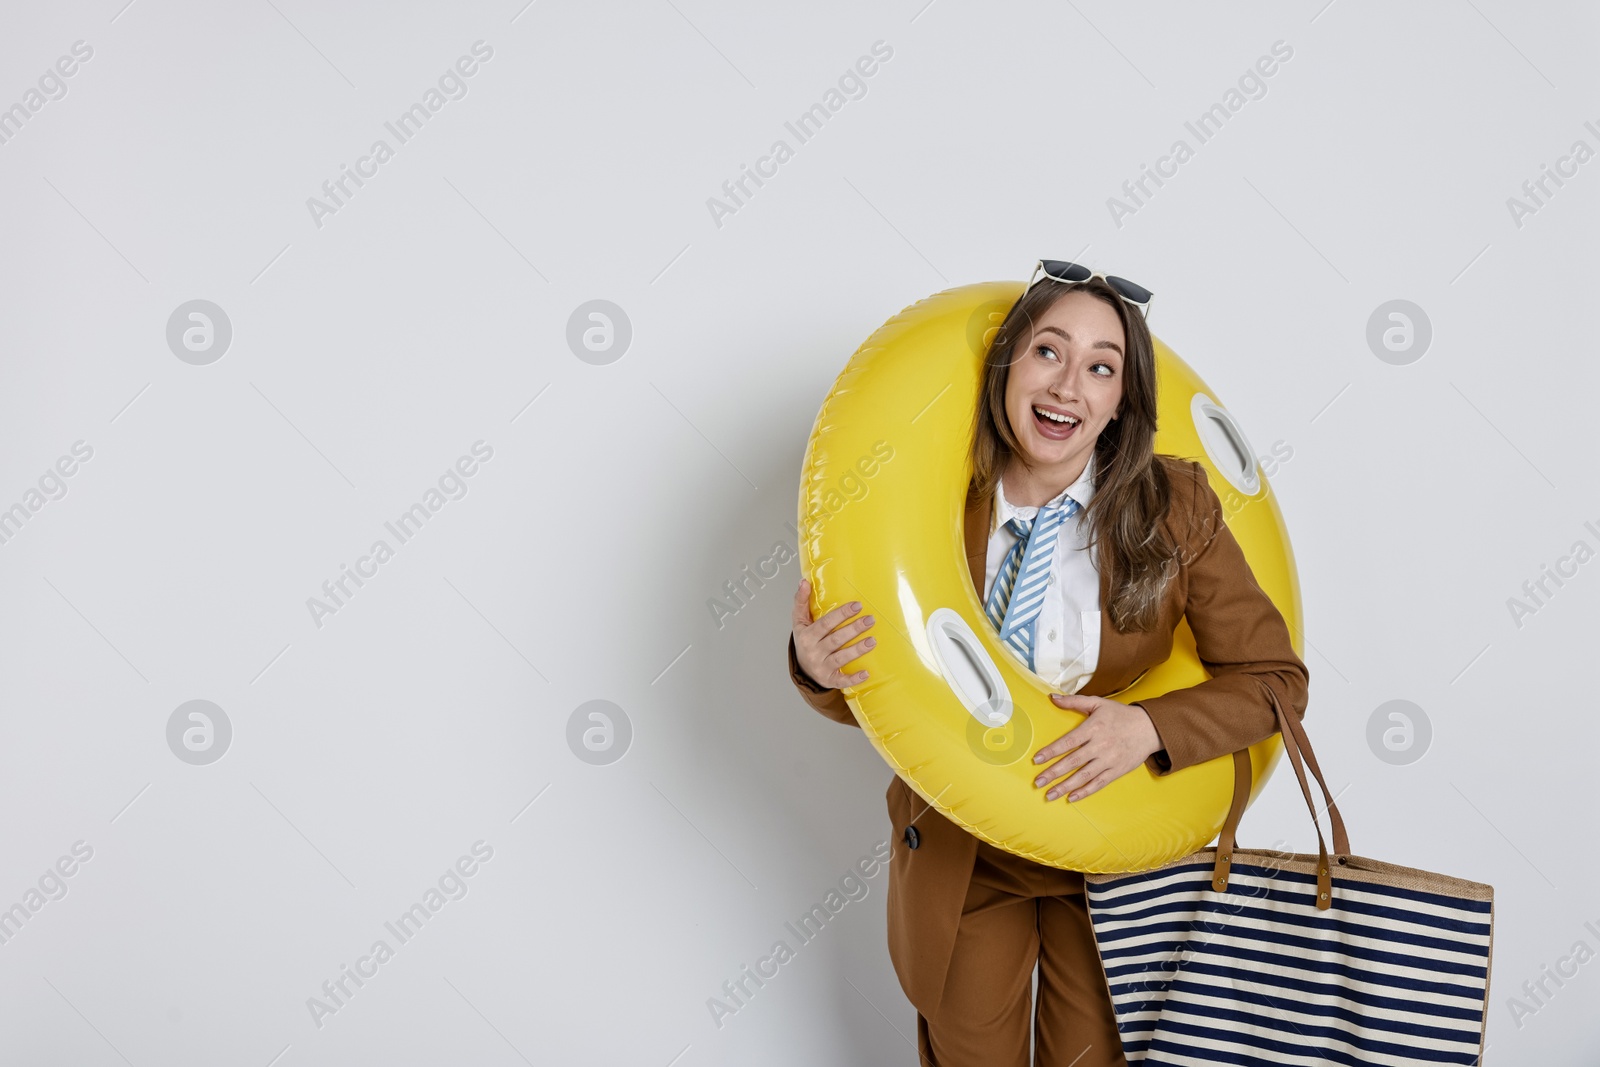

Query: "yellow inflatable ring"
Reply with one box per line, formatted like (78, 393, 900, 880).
(798, 281, 1301, 873)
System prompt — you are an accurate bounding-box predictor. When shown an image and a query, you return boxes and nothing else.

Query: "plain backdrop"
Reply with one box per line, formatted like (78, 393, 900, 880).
(1, 1, 1596, 1063)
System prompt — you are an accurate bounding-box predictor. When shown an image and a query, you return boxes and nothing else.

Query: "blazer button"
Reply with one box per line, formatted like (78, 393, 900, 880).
(903, 826, 920, 850)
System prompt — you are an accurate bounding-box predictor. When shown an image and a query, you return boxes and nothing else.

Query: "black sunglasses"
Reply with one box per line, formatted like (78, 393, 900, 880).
(1026, 259, 1153, 318)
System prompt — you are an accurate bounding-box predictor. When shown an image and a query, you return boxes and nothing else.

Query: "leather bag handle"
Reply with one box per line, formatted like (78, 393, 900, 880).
(1211, 685, 1350, 910)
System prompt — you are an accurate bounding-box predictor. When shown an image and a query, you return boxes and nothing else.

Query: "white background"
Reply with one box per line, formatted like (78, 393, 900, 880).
(0, 1, 1595, 1063)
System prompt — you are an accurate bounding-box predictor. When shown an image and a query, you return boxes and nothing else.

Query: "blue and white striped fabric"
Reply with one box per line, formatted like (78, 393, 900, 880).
(983, 496, 1080, 670)
(1084, 852, 1494, 1066)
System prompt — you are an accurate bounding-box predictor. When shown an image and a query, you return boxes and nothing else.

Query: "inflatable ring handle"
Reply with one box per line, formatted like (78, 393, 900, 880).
(925, 607, 1013, 728)
(1191, 393, 1262, 497)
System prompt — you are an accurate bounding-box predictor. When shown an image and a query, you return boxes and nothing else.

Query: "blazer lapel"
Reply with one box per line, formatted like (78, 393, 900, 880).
(962, 488, 1124, 696)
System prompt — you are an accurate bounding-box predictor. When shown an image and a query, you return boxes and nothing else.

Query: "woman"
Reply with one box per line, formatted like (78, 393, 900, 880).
(786, 264, 1309, 1067)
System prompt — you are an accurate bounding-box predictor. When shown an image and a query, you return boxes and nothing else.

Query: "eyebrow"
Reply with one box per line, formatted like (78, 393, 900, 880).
(1036, 325, 1123, 358)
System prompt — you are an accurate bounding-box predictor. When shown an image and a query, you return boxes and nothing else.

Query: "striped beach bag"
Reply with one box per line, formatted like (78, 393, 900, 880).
(1083, 688, 1495, 1065)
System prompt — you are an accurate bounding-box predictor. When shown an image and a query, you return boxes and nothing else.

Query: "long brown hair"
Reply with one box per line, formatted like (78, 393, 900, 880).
(969, 276, 1176, 632)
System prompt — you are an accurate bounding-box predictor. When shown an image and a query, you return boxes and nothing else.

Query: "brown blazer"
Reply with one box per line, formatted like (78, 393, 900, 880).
(785, 455, 1309, 1018)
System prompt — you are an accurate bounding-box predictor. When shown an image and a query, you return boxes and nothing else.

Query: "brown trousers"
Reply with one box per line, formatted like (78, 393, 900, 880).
(914, 838, 1128, 1067)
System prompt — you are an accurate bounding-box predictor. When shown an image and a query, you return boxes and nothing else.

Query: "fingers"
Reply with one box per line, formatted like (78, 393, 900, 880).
(830, 664, 870, 688)
(811, 602, 876, 667)
(1034, 751, 1101, 802)
(793, 579, 832, 630)
(1034, 697, 1104, 763)
(819, 613, 876, 684)
(819, 611, 875, 654)
(791, 580, 881, 689)
(1034, 750, 1087, 791)
(813, 597, 864, 635)
(821, 631, 877, 684)
(793, 578, 874, 639)
(791, 579, 815, 628)
(1032, 726, 1084, 765)
(1051, 767, 1113, 803)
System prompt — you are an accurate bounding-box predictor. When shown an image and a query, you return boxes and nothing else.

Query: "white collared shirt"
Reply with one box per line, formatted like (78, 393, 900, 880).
(983, 457, 1101, 693)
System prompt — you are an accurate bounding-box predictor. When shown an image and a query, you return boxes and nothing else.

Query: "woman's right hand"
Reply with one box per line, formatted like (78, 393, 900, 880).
(792, 578, 877, 689)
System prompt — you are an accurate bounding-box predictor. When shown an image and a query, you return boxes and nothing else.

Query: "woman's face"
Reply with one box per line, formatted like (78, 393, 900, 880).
(1003, 289, 1127, 480)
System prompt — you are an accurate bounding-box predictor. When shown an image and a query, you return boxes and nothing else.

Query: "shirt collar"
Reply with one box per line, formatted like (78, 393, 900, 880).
(992, 455, 1098, 535)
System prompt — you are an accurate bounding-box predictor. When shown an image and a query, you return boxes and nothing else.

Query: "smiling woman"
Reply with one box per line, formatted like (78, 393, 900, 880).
(973, 274, 1178, 641)
(789, 277, 1303, 866)
(787, 272, 1307, 1066)
(1005, 314, 1123, 455)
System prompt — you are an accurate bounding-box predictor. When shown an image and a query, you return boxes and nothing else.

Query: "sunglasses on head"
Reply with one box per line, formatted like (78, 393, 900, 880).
(1025, 259, 1153, 319)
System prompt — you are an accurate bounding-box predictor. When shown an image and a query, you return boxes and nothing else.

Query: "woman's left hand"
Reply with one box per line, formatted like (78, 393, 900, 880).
(1032, 694, 1164, 802)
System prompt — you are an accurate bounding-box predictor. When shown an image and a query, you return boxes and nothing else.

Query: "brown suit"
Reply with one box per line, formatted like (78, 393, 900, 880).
(785, 456, 1309, 1058)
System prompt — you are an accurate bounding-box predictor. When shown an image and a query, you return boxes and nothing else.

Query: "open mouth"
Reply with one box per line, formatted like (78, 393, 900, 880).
(1032, 405, 1081, 440)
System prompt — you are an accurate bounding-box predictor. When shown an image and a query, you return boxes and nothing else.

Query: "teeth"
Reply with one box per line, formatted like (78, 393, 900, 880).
(1034, 407, 1080, 426)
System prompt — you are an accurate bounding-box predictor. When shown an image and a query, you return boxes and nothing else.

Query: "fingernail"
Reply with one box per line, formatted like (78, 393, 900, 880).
(863, 615, 875, 624)
(849, 601, 861, 612)
(1034, 776, 1045, 786)
(864, 637, 876, 647)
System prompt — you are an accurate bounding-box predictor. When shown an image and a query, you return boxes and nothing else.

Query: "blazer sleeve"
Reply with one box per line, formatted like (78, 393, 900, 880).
(1132, 460, 1309, 776)
(787, 632, 861, 728)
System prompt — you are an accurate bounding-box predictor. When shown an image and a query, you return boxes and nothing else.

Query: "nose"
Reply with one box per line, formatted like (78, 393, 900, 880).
(1048, 359, 1085, 401)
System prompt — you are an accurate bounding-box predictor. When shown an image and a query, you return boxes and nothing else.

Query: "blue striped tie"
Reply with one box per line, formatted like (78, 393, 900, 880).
(984, 497, 1081, 671)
